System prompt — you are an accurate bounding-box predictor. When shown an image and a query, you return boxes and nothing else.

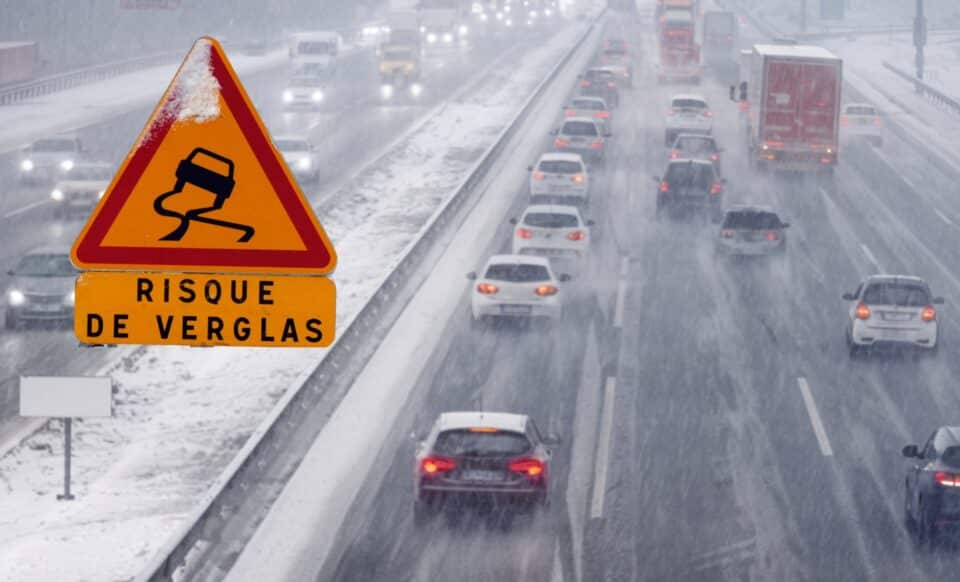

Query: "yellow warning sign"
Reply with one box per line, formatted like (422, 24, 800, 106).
(75, 272, 335, 347)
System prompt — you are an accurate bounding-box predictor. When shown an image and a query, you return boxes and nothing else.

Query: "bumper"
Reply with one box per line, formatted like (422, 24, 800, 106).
(472, 297, 561, 320)
(850, 320, 937, 349)
(555, 146, 604, 161)
(529, 183, 588, 198)
(419, 484, 545, 507)
(513, 242, 586, 259)
(8, 306, 73, 322)
(716, 240, 784, 256)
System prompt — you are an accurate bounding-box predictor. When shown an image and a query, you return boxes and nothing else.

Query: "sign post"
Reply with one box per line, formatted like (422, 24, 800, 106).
(20, 376, 113, 500)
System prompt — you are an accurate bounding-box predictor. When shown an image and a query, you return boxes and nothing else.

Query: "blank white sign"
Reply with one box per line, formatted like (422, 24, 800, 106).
(20, 376, 112, 418)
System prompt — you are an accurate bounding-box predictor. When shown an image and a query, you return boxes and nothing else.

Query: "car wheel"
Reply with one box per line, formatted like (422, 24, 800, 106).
(4, 310, 16, 331)
(904, 487, 916, 532)
(469, 313, 484, 331)
(916, 504, 937, 550)
(413, 500, 434, 528)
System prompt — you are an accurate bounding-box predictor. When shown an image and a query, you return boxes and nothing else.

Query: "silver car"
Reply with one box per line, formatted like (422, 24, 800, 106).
(19, 135, 85, 185)
(716, 206, 788, 256)
(274, 136, 321, 184)
(5, 247, 77, 329)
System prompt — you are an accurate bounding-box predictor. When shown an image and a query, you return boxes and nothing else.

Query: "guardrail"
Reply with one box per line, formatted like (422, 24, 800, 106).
(135, 14, 602, 582)
(882, 61, 960, 117)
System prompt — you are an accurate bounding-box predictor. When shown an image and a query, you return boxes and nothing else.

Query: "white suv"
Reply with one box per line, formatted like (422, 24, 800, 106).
(843, 275, 943, 356)
(664, 94, 712, 146)
(528, 153, 588, 204)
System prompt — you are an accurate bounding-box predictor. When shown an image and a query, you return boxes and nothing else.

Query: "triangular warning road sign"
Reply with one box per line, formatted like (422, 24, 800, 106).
(72, 37, 337, 275)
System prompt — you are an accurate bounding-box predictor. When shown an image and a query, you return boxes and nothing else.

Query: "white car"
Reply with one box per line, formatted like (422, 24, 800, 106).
(664, 95, 713, 146)
(49, 162, 113, 218)
(553, 117, 610, 164)
(467, 255, 570, 323)
(528, 153, 588, 204)
(563, 96, 612, 133)
(840, 103, 883, 147)
(282, 75, 325, 110)
(843, 275, 943, 356)
(716, 206, 788, 257)
(19, 135, 84, 184)
(274, 135, 320, 183)
(510, 205, 592, 259)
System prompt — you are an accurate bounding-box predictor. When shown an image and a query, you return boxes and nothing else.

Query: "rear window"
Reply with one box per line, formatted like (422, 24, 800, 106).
(562, 121, 598, 136)
(523, 213, 579, 228)
(845, 105, 876, 116)
(585, 70, 615, 81)
(675, 137, 716, 153)
(672, 98, 707, 110)
(434, 429, 532, 457)
(722, 211, 782, 230)
(484, 263, 550, 282)
(665, 162, 714, 187)
(538, 160, 582, 174)
(861, 282, 931, 307)
(572, 99, 603, 110)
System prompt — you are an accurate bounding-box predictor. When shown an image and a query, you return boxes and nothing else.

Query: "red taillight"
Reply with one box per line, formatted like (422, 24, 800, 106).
(565, 109, 576, 117)
(704, 110, 713, 118)
(738, 101, 748, 111)
(935, 472, 960, 487)
(533, 171, 545, 181)
(667, 110, 675, 116)
(766, 231, 778, 241)
(607, 82, 616, 88)
(855, 303, 870, 320)
(873, 118, 882, 127)
(710, 182, 723, 195)
(591, 140, 604, 149)
(421, 456, 456, 474)
(508, 457, 544, 477)
(659, 180, 670, 193)
(477, 282, 499, 294)
(721, 229, 735, 239)
(820, 156, 833, 164)
(840, 117, 849, 125)
(596, 111, 610, 119)
(535, 285, 558, 296)
(516, 228, 534, 239)
(710, 153, 719, 161)
(554, 138, 570, 147)
(571, 173, 585, 183)
(581, 80, 591, 87)
(921, 305, 936, 322)
(566, 230, 585, 241)
(670, 151, 680, 159)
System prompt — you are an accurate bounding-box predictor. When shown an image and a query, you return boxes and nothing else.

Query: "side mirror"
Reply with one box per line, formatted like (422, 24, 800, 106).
(6, 270, 14, 276)
(782, 222, 791, 228)
(542, 433, 562, 446)
(466, 272, 477, 280)
(933, 297, 945, 305)
(842, 292, 855, 301)
(509, 217, 518, 225)
(558, 273, 572, 282)
(902, 444, 919, 458)
(586, 219, 595, 226)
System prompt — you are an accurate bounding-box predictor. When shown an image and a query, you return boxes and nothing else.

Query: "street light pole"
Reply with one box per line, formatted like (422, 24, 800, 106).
(914, 0, 926, 81)
(801, 0, 807, 33)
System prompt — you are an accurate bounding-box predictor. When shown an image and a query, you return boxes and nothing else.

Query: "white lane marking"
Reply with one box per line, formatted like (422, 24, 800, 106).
(3, 200, 49, 219)
(934, 208, 955, 227)
(590, 376, 617, 519)
(613, 257, 628, 328)
(859, 243, 883, 272)
(798, 377, 834, 457)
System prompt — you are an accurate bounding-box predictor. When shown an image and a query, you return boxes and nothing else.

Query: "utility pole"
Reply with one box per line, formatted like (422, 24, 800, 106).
(800, 0, 807, 33)
(914, 0, 927, 81)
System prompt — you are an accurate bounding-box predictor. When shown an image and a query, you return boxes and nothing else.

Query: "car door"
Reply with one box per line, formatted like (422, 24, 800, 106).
(847, 282, 864, 324)
(909, 432, 938, 518)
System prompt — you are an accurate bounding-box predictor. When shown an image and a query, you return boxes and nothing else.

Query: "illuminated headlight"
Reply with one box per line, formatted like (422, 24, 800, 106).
(530, 10, 538, 18)
(65, 291, 75, 306)
(427, 33, 438, 44)
(297, 157, 311, 170)
(20, 159, 34, 172)
(50, 189, 64, 201)
(98, 189, 105, 199)
(8, 290, 25, 306)
(480, 13, 489, 21)
(505, 5, 511, 12)
(282, 90, 294, 103)
(60, 159, 74, 171)
(545, 8, 552, 16)
(442, 33, 453, 43)
(761, 144, 769, 150)
(410, 83, 423, 97)
(380, 84, 395, 100)
(496, 11, 503, 20)
(381, 26, 391, 34)
(420, 25, 426, 33)
(311, 90, 324, 102)
(458, 25, 469, 36)
(506, 18, 513, 27)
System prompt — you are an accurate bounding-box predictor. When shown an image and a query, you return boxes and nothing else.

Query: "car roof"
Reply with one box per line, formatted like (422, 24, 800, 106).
(667, 158, 714, 167)
(671, 94, 707, 102)
(538, 152, 584, 163)
(68, 161, 112, 170)
(864, 275, 927, 285)
(726, 204, 778, 214)
(25, 245, 71, 256)
(571, 96, 607, 105)
(585, 66, 615, 74)
(562, 116, 599, 125)
(486, 254, 552, 268)
(522, 204, 582, 217)
(437, 411, 528, 433)
(754, 44, 839, 61)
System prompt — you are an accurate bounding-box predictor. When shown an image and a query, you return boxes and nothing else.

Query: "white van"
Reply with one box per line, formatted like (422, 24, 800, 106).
(289, 31, 342, 79)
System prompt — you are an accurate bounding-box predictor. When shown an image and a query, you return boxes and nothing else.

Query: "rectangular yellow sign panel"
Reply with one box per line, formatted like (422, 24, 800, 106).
(75, 272, 335, 347)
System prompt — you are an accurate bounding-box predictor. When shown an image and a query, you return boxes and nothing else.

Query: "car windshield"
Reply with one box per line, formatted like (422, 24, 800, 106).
(676, 137, 716, 153)
(68, 166, 112, 180)
(861, 282, 931, 306)
(14, 254, 76, 277)
(845, 105, 876, 116)
(673, 99, 707, 110)
(665, 162, 714, 188)
(942, 446, 960, 468)
(297, 41, 335, 55)
(484, 263, 551, 282)
(523, 213, 579, 228)
(290, 76, 323, 87)
(383, 48, 413, 60)
(562, 121, 598, 136)
(572, 100, 603, 110)
(722, 211, 782, 230)
(434, 429, 532, 457)
(539, 160, 582, 173)
(32, 139, 76, 153)
(276, 140, 310, 152)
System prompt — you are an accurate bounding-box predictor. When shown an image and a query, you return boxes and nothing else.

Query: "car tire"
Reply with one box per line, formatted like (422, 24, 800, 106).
(916, 504, 937, 550)
(413, 500, 434, 528)
(904, 488, 916, 532)
(4, 310, 16, 331)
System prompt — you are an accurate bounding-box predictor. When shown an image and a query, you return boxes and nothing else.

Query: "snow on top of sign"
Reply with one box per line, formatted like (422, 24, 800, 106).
(171, 38, 221, 123)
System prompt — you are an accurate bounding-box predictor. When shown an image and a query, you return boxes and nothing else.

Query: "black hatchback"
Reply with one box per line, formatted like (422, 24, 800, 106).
(654, 159, 725, 223)
(903, 426, 960, 546)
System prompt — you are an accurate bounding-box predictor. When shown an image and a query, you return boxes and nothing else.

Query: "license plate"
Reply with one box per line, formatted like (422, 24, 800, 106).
(31, 304, 62, 312)
(884, 313, 911, 321)
(501, 305, 532, 315)
(461, 470, 503, 482)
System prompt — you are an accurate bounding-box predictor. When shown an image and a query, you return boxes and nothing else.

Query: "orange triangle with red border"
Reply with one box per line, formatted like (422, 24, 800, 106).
(72, 37, 337, 275)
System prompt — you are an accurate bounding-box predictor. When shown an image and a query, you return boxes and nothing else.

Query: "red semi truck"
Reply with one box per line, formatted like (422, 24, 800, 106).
(657, 8, 701, 84)
(0, 41, 38, 86)
(735, 44, 842, 173)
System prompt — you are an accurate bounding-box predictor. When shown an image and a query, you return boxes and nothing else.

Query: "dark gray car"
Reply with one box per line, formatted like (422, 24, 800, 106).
(5, 247, 76, 329)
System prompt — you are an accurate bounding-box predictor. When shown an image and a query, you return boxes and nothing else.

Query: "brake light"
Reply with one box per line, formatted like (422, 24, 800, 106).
(710, 153, 719, 161)
(533, 171, 545, 181)
(738, 101, 749, 111)
(710, 183, 723, 195)
(516, 228, 533, 239)
(565, 109, 576, 117)
(704, 110, 713, 118)
(477, 283, 499, 294)
(535, 285, 558, 296)
(591, 140, 604, 149)
(766, 231, 778, 241)
(469, 427, 499, 433)
(670, 151, 680, 159)
(571, 174, 585, 183)
(659, 180, 670, 193)
(936, 472, 960, 487)
(566, 230, 585, 241)
(595, 111, 610, 119)
(554, 138, 570, 147)
(581, 80, 591, 87)
(820, 156, 833, 164)
(921, 305, 936, 322)
(508, 457, 544, 477)
(855, 303, 870, 320)
(721, 229, 735, 239)
(607, 82, 616, 88)
(840, 117, 849, 125)
(873, 118, 882, 127)
(421, 456, 456, 474)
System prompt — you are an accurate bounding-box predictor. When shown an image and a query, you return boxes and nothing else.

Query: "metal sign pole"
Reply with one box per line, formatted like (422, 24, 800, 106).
(57, 417, 75, 501)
